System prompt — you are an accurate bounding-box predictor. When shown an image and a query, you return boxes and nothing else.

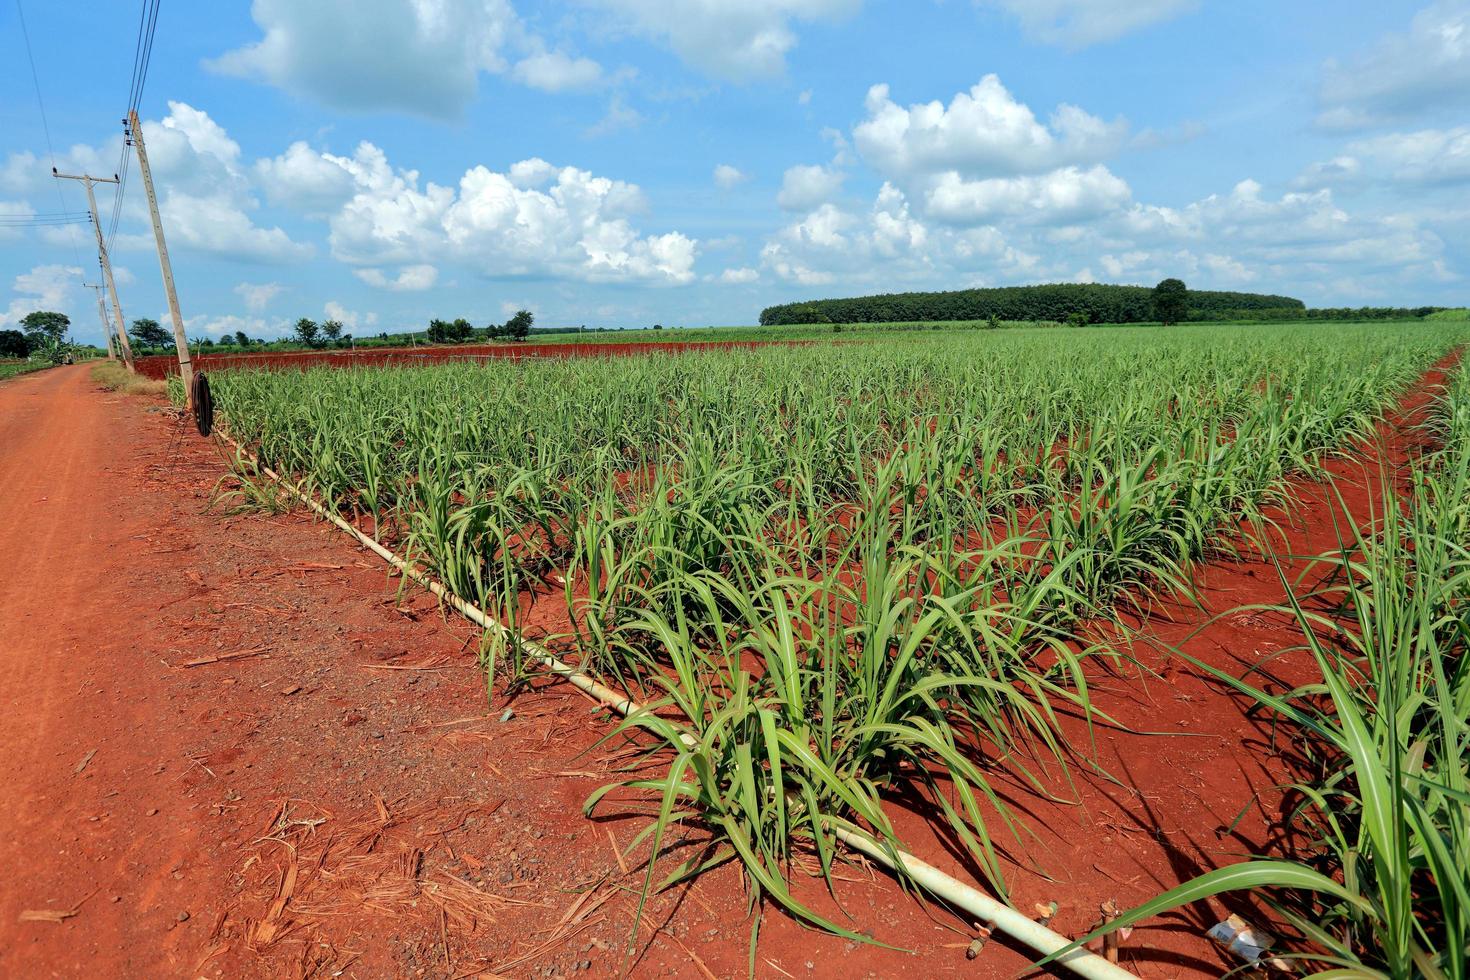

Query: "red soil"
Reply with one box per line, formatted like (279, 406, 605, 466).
(133, 340, 800, 380)
(0, 354, 1451, 979)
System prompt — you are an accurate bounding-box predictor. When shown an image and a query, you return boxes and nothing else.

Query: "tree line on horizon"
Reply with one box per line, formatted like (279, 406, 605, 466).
(117, 310, 541, 353)
(0, 311, 95, 362)
(758, 281, 1446, 326)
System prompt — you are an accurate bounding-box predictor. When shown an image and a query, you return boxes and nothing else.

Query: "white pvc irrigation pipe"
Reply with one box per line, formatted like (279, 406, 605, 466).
(217, 431, 1136, 980)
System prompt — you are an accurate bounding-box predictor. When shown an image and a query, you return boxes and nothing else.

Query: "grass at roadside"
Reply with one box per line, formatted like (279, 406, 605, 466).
(92, 360, 168, 397)
(0, 359, 52, 383)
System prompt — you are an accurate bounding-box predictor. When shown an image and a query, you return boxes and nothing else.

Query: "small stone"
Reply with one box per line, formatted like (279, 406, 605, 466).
(177, 911, 190, 922)
(499, 708, 514, 723)
(147, 808, 158, 816)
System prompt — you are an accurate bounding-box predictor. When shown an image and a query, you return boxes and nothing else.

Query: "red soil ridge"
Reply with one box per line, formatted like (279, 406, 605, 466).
(133, 339, 804, 379)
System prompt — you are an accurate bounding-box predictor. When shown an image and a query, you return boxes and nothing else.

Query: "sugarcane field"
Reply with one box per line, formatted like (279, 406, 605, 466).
(2, 3, 1469, 979)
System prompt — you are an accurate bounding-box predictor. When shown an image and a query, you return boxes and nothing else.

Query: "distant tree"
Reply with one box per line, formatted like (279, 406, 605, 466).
(21, 310, 70, 344)
(483, 320, 503, 341)
(198, 336, 215, 349)
(985, 314, 1001, 330)
(504, 309, 533, 342)
(0, 328, 31, 357)
(426, 318, 450, 343)
(1151, 278, 1188, 326)
(1066, 311, 1091, 328)
(652, 323, 663, 331)
(321, 319, 344, 346)
(233, 330, 252, 347)
(449, 318, 474, 343)
(130, 317, 171, 349)
(293, 317, 321, 347)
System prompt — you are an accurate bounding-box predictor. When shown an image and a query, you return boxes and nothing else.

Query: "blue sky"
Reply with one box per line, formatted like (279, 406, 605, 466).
(2, 0, 1467, 345)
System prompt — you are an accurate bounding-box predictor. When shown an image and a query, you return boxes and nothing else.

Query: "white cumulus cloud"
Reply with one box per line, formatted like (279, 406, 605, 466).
(512, 50, 604, 92)
(114, 103, 312, 264)
(849, 76, 1131, 228)
(324, 300, 378, 331)
(1343, 127, 1470, 184)
(1, 263, 83, 329)
(925, 165, 1131, 225)
(292, 142, 699, 284)
(255, 141, 360, 210)
(713, 164, 749, 189)
(234, 282, 284, 311)
(139, 190, 313, 265)
(355, 264, 440, 291)
(717, 266, 759, 283)
(777, 164, 845, 210)
(855, 77, 1127, 181)
(207, 0, 521, 118)
(577, 0, 860, 80)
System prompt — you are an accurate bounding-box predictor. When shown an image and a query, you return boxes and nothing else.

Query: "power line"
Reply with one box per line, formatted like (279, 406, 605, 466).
(14, 0, 91, 272)
(105, 144, 131, 251)
(13, 0, 56, 164)
(126, 0, 150, 107)
(107, 0, 161, 255)
(0, 212, 94, 227)
(0, 218, 93, 226)
(128, 0, 161, 111)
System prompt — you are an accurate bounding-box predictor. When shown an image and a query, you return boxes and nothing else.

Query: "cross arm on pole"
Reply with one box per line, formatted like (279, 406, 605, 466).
(52, 169, 118, 185)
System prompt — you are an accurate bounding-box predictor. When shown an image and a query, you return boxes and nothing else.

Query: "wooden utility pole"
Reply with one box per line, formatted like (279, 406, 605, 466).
(82, 282, 115, 359)
(53, 169, 136, 370)
(126, 110, 192, 406)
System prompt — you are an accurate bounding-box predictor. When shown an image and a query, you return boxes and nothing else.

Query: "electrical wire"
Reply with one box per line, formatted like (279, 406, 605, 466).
(0, 210, 93, 218)
(0, 211, 94, 227)
(107, 0, 161, 255)
(14, 0, 91, 271)
(130, 0, 161, 110)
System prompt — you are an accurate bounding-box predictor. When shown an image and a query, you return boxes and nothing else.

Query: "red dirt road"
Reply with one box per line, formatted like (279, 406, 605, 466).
(0, 365, 207, 975)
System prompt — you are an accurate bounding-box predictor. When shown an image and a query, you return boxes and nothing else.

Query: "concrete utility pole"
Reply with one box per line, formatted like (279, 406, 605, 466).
(126, 110, 192, 406)
(53, 169, 136, 370)
(83, 282, 115, 359)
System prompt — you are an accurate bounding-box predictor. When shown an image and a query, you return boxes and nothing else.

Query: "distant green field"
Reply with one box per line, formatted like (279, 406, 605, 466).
(529, 316, 1441, 344)
(0, 360, 51, 382)
(530, 319, 1073, 343)
(1425, 308, 1469, 322)
(176, 314, 1451, 358)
